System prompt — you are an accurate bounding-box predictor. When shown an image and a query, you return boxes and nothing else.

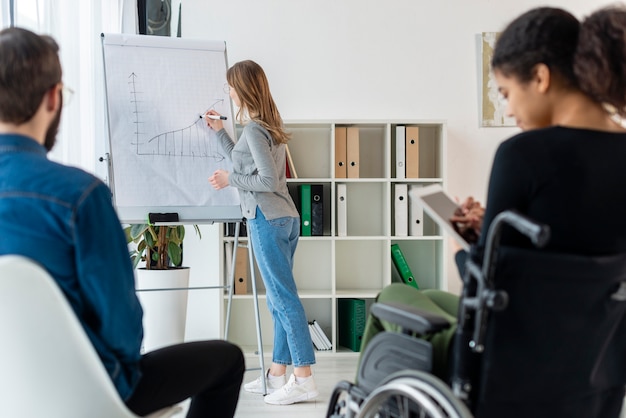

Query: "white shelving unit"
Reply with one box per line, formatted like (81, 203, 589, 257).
(220, 120, 447, 355)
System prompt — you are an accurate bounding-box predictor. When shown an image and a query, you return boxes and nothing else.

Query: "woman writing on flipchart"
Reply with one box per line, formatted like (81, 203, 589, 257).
(205, 60, 318, 406)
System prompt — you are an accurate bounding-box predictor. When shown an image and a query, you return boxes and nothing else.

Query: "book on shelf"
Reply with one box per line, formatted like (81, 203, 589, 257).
(285, 144, 298, 179)
(338, 298, 366, 352)
(308, 322, 323, 350)
(308, 321, 331, 351)
(312, 320, 332, 349)
(391, 243, 419, 289)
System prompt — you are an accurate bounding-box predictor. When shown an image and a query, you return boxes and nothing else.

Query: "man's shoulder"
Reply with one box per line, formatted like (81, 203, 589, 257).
(49, 161, 102, 185)
(45, 161, 109, 202)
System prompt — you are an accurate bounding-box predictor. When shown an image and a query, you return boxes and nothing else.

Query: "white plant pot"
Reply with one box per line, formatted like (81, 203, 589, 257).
(135, 267, 190, 353)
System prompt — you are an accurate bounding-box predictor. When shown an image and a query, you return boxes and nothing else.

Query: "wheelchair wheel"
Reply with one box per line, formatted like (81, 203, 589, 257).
(356, 370, 472, 418)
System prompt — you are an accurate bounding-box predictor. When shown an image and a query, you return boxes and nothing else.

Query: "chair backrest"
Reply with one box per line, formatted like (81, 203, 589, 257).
(475, 248, 626, 416)
(0, 255, 141, 418)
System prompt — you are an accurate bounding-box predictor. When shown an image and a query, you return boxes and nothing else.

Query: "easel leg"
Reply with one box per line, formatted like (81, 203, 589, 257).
(224, 222, 239, 340)
(247, 240, 267, 395)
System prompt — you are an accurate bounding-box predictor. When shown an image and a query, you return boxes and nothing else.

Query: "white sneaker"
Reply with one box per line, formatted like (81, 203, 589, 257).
(243, 370, 286, 394)
(263, 373, 319, 405)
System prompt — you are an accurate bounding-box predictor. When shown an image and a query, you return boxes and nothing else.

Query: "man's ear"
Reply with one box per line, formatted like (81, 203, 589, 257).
(532, 63, 551, 94)
(44, 84, 61, 112)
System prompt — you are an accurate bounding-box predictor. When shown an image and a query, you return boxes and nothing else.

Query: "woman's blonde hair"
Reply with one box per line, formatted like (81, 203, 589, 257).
(226, 60, 290, 144)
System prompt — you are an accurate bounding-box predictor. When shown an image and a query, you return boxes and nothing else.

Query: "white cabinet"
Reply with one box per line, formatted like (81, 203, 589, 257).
(220, 120, 447, 355)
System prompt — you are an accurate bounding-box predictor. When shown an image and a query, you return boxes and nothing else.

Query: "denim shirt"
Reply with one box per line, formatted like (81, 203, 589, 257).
(0, 134, 143, 400)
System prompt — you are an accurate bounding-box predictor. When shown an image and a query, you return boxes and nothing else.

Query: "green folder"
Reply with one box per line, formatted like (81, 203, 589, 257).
(298, 184, 312, 236)
(338, 298, 366, 352)
(391, 243, 418, 289)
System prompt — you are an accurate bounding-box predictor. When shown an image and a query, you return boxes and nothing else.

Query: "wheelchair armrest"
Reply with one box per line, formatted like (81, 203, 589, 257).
(370, 301, 452, 335)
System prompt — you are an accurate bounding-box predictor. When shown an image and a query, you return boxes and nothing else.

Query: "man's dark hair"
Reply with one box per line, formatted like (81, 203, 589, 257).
(0, 27, 61, 124)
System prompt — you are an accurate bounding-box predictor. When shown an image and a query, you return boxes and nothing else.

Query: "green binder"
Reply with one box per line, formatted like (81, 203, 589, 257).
(391, 243, 419, 289)
(338, 298, 366, 352)
(298, 184, 312, 236)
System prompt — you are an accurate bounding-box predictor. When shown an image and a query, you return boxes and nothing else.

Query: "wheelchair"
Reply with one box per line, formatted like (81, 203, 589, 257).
(326, 210, 626, 418)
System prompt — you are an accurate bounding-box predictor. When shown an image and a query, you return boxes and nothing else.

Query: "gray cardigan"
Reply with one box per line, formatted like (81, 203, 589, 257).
(215, 121, 299, 220)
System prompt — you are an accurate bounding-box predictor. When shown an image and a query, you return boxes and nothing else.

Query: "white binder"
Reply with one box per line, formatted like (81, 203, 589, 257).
(337, 183, 348, 237)
(394, 183, 408, 236)
(396, 125, 406, 179)
(408, 185, 424, 236)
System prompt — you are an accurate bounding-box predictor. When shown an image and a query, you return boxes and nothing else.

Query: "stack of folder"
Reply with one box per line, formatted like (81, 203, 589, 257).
(338, 298, 366, 352)
(395, 125, 420, 179)
(297, 184, 324, 236)
(394, 184, 424, 237)
(308, 320, 332, 351)
(335, 126, 360, 178)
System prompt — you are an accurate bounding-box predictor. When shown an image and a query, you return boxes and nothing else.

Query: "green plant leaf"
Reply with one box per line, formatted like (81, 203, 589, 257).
(129, 224, 149, 241)
(168, 241, 182, 266)
(131, 254, 141, 269)
(145, 230, 156, 248)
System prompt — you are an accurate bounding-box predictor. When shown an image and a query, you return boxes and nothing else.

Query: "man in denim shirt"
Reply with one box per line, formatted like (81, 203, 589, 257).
(0, 27, 243, 417)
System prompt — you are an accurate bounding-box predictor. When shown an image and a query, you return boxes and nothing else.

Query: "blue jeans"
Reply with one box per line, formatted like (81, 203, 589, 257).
(246, 207, 316, 367)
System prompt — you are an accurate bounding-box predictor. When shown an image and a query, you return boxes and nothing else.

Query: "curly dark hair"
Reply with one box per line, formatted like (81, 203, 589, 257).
(491, 7, 579, 87)
(575, 5, 626, 116)
(492, 5, 626, 117)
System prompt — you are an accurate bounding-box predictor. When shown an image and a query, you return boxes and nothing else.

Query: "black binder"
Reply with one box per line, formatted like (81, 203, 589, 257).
(311, 184, 324, 236)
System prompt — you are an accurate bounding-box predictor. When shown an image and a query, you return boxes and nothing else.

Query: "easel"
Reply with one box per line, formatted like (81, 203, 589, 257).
(99, 30, 270, 392)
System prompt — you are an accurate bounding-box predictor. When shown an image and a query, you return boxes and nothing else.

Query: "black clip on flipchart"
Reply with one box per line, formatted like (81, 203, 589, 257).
(148, 213, 180, 225)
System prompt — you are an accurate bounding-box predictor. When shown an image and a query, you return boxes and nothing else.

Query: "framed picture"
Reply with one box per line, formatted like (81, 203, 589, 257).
(480, 32, 516, 127)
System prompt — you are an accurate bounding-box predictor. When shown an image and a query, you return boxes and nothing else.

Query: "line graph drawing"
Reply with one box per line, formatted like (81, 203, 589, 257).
(128, 72, 225, 160)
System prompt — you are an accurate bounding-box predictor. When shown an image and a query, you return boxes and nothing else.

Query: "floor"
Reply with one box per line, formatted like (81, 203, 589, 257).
(175, 353, 626, 418)
(233, 353, 359, 418)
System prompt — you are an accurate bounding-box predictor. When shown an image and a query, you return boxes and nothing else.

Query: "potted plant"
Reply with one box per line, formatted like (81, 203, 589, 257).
(125, 224, 201, 352)
(125, 224, 201, 270)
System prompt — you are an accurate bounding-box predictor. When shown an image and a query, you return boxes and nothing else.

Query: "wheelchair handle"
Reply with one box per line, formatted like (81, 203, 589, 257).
(482, 210, 550, 287)
(488, 210, 551, 248)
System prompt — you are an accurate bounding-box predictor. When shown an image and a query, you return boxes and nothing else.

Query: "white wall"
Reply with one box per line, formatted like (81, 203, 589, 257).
(181, 0, 606, 337)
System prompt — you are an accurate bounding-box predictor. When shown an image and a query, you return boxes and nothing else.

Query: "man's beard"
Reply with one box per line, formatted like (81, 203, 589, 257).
(44, 98, 62, 152)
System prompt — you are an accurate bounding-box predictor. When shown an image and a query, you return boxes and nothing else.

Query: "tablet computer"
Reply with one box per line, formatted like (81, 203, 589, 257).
(409, 184, 471, 251)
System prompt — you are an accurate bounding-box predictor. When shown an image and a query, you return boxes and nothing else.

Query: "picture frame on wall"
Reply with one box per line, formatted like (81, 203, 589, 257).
(480, 32, 516, 127)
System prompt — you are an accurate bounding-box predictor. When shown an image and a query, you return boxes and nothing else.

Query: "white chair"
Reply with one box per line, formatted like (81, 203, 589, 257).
(0, 255, 182, 418)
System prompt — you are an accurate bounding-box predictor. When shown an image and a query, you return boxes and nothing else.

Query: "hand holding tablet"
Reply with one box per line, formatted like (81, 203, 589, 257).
(409, 184, 484, 251)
